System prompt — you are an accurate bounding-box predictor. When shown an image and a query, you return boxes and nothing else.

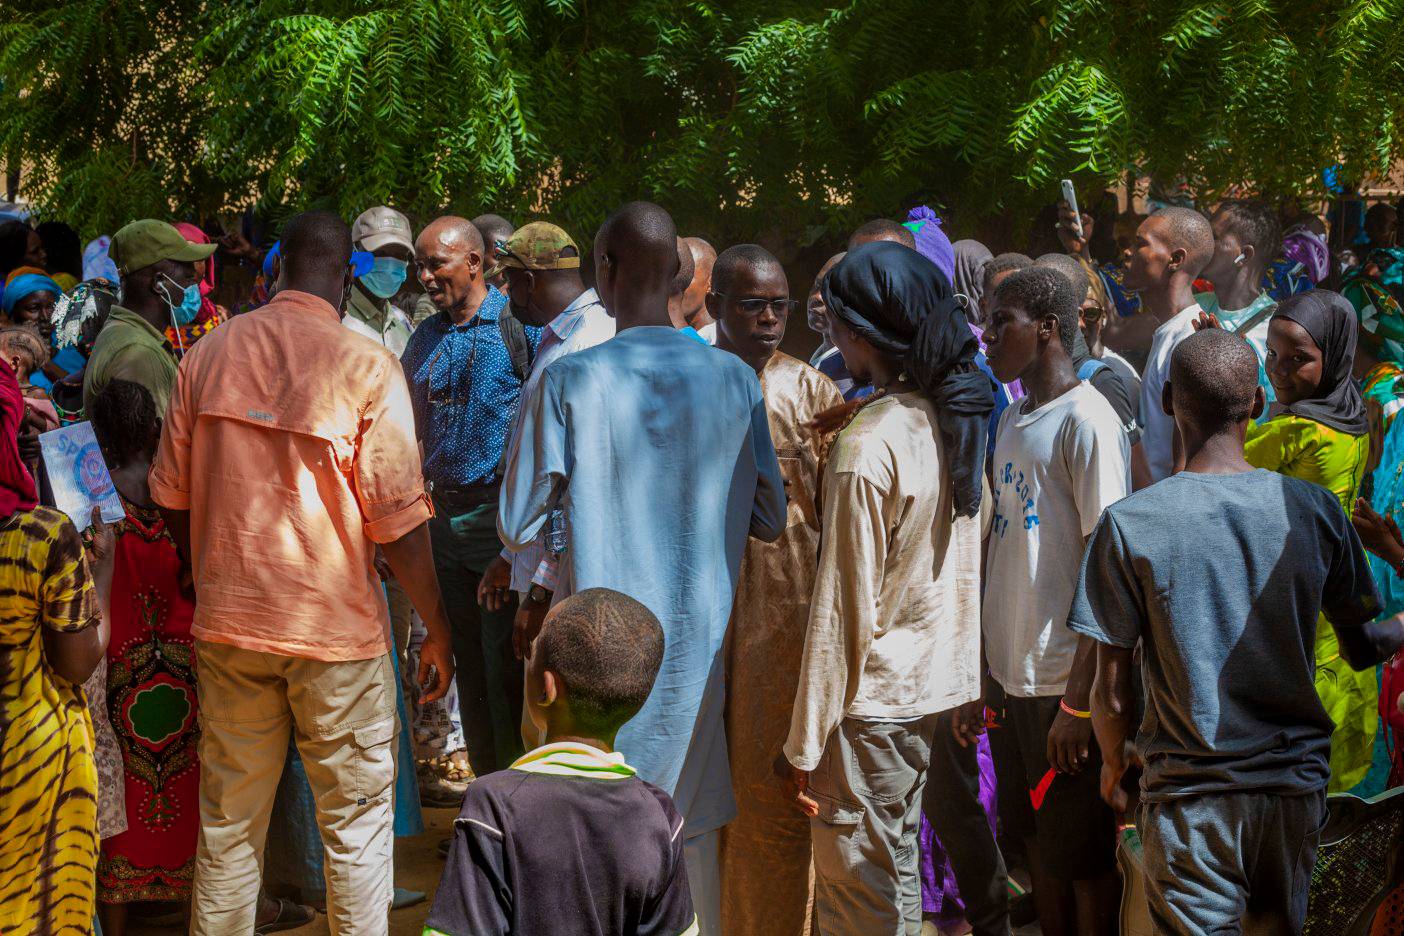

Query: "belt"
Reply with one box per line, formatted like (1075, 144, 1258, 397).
(430, 481, 500, 509)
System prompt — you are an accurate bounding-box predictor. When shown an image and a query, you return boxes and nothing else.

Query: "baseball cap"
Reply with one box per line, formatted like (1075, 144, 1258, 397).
(488, 222, 580, 278)
(352, 206, 414, 254)
(109, 220, 217, 276)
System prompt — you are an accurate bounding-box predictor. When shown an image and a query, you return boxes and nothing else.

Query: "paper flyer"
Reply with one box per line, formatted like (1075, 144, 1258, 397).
(39, 422, 125, 532)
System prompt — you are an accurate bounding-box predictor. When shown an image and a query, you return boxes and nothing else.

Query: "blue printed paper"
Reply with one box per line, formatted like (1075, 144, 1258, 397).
(39, 422, 125, 532)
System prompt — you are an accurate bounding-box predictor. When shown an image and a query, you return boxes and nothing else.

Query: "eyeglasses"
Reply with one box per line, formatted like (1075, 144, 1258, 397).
(715, 294, 799, 317)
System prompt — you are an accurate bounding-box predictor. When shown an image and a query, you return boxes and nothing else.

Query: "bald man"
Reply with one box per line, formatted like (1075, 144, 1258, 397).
(500, 203, 787, 936)
(151, 211, 454, 934)
(1119, 207, 1215, 483)
(679, 236, 719, 337)
(403, 216, 542, 777)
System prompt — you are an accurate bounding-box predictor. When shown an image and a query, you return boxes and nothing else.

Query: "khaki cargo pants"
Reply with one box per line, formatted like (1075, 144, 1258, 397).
(190, 640, 398, 936)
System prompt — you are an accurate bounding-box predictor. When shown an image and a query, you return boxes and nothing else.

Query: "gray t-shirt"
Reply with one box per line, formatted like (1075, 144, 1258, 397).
(1068, 469, 1380, 800)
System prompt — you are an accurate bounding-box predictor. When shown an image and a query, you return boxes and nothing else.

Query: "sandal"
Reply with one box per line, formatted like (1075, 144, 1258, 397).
(254, 897, 316, 934)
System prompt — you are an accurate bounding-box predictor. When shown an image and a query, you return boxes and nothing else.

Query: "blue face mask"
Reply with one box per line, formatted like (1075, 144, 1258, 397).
(360, 257, 409, 300)
(158, 274, 202, 326)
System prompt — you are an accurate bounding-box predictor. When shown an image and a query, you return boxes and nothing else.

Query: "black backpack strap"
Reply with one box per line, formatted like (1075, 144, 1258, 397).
(498, 307, 533, 382)
(494, 307, 535, 481)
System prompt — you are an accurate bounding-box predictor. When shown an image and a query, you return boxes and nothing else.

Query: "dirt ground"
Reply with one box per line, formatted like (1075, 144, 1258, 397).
(126, 807, 458, 936)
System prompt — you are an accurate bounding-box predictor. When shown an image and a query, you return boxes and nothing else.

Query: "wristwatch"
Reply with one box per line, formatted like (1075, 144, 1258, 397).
(527, 584, 551, 605)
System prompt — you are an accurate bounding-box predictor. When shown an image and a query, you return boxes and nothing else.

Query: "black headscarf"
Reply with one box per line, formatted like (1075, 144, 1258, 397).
(822, 241, 994, 517)
(1268, 290, 1368, 436)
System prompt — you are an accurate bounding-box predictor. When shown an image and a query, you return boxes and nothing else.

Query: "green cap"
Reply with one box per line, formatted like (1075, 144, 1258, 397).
(109, 219, 218, 276)
(488, 221, 580, 278)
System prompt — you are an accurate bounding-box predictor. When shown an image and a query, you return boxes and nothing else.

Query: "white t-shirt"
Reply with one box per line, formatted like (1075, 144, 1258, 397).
(984, 382, 1131, 697)
(1139, 305, 1202, 481)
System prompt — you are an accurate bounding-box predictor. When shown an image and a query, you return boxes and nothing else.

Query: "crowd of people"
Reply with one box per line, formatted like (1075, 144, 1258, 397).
(1, 189, 1404, 936)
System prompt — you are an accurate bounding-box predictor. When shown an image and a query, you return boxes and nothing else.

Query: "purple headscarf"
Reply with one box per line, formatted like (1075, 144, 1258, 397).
(1282, 226, 1331, 285)
(905, 206, 955, 283)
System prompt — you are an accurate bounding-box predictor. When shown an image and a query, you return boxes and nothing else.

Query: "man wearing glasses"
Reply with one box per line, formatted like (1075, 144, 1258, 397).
(707, 244, 842, 936)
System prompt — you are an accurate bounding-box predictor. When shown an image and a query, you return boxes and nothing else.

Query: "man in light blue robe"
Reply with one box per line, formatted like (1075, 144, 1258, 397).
(499, 203, 786, 935)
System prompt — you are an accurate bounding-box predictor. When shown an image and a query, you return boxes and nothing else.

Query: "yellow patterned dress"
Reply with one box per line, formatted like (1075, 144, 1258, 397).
(1245, 415, 1374, 792)
(0, 506, 101, 931)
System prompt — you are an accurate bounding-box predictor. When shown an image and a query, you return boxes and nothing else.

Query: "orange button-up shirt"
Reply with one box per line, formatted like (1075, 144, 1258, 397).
(150, 290, 431, 662)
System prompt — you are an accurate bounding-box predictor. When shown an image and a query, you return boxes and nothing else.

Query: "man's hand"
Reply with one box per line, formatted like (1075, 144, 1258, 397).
(417, 628, 455, 704)
(773, 754, 819, 818)
(513, 598, 550, 660)
(1057, 202, 1094, 259)
(1100, 760, 1129, 813)
(950, 697, 986, 748)
(85, 506, 117, 580)
(1354, 498, 1404, 563)
(1098, 741, 1141, 814)
(1047, 707, 1093, 774)
(17, 407, 42, 466)
(476, 555, 512, 611)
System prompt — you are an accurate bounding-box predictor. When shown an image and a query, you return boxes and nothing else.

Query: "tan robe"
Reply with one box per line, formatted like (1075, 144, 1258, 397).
(720, 352, 842, 936)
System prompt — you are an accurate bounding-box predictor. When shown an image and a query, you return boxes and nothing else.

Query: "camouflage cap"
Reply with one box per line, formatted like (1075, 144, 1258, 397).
(488, 221, 580, 278)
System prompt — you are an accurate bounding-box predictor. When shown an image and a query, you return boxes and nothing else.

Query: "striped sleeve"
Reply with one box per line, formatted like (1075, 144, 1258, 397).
(422, 804, 511, 936)
(637, 783, 697, 936)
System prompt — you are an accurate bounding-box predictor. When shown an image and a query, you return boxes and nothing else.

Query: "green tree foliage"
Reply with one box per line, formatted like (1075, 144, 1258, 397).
(3, 0, 1402, 243)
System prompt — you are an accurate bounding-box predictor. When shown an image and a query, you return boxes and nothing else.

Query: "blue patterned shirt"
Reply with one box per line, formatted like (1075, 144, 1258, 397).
(401, 287, 542, 487)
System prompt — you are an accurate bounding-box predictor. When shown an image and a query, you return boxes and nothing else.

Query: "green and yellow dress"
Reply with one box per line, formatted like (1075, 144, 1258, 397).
(0, 507, 101, 930)
(1245, 415, 1373, 792)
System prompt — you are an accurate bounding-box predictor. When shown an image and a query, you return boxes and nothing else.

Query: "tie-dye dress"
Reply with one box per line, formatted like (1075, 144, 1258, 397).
(0, 506, 101, 931)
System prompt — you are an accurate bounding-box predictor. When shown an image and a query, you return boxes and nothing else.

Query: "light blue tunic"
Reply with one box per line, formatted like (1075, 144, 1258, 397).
(499, 326, 787, 835)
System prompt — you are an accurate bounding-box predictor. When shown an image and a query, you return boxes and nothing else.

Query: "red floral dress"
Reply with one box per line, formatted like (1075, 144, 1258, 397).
(96, 501, 200, 904)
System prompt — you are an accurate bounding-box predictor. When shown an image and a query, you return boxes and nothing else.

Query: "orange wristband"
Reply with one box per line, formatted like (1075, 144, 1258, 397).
(1059, 699, 1091, 719)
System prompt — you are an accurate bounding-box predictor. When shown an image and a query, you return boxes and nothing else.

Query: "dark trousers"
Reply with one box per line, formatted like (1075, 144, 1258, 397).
(429, 493, 524, 776)
(923, 710, 1012, 936)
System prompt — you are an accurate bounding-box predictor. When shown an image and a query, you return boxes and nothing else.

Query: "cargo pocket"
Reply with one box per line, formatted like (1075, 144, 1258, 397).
(349, 717, 397, 807)
(810, 790, 865, 882)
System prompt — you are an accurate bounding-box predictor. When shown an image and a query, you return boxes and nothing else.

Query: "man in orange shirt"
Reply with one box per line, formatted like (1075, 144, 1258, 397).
(149, 211, 454, 936)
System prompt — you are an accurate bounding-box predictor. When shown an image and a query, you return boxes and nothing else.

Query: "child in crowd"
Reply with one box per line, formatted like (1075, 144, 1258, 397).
(424, 588, 696, 936)
(90, 380, 201, 934)
(981, 267, 1130, 936)
(1071, 329, 1402, 934)
(0, 325, 60, 431)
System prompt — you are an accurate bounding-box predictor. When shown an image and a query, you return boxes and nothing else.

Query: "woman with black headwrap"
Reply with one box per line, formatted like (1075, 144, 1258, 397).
(778, 241, 994, 933)
(1242, 289, 1379, 795)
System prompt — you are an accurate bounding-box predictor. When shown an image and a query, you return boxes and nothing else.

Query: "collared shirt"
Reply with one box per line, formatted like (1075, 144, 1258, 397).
(344, 286, 414, 356)
(783, 392, 984, 772)
(83, 305, 179, 415)
(499, 326, 787, 837)
(149, 290, 431, 662)
(424, 740, 697, 936)
(1139, 304, 1203, 482)
(499, 289, 615, 593)
(401, 287, 542, 488)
